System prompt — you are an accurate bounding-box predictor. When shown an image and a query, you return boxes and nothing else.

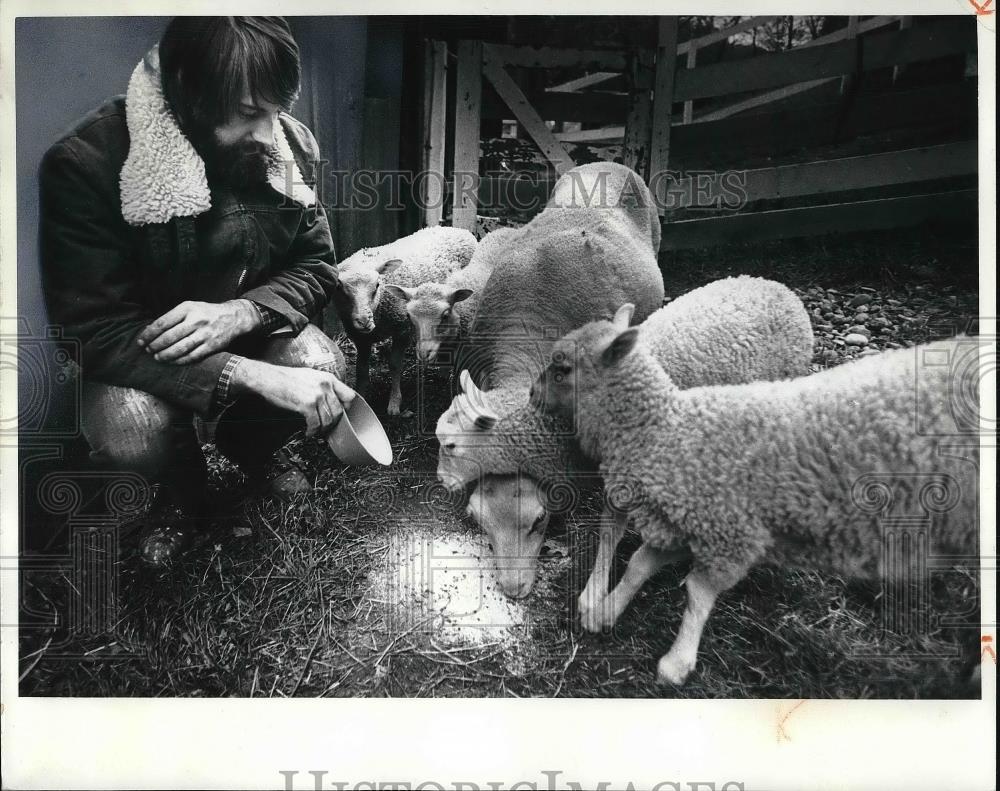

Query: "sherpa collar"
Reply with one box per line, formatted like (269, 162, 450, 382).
(119, 46, 315, 226)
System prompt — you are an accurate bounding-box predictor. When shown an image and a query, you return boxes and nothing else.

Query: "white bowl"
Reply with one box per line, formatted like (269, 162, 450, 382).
(326, 393, 393, 466)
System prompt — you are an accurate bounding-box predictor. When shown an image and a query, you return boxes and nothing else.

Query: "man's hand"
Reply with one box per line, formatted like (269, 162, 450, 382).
(230, 358, 356, 437)
(137, 299, 261, 364)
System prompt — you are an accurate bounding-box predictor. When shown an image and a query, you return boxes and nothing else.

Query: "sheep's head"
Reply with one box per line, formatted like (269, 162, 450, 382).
(530, 303, 636, 419)
(384, 282, 473, 363)
(467, 474, 550, 599)
(334, 258, 403, 333)
(436, 370, 503, 491)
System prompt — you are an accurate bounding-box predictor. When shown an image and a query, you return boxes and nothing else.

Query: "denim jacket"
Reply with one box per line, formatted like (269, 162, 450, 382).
(39, 50, 338, 415)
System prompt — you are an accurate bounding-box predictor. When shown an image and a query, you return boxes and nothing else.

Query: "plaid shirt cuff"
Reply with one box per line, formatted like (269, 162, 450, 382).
(213, 354, 246, 413)
(249, 301, 289, 334)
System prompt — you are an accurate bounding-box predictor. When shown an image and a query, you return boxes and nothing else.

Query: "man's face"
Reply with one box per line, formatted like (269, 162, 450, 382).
(204, 92, 281, 188)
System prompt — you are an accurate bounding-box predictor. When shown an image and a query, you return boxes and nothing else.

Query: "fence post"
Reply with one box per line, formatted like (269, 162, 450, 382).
(682, 40, 697, 124)
(423, 40, 448, 227)
(840, 16, 860, 94)
(452, 40, 482, 231)
(649, 17, 679, 213)
(893, 17, 913, 84)
(623, 48, 654, 178)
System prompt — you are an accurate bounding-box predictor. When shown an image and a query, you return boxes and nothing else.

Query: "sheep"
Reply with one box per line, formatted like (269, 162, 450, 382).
(332, 225, 477, 415)
(530, 312, 978, 685)
(431, 162, 666, 595)
(384, 226, 522, 365)
(438, 276, 815, 598)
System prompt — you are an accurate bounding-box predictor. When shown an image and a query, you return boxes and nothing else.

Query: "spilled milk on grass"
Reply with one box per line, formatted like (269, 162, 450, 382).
(365, 523, 572, 675)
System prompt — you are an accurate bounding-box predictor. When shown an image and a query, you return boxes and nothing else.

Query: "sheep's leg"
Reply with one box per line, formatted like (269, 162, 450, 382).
(354, 340, 372, 397)
(386, 336, 413, 417)
(577, 506, 629, 625)
(656, 565, 742, 686)
(580, 541, 672, 633)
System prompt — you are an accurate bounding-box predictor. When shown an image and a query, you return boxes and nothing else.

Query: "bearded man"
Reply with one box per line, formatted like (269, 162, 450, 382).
(40, 17, 353, 566)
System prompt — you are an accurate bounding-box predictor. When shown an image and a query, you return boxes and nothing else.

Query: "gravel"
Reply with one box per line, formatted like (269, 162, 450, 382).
(793, 283, 977, 370)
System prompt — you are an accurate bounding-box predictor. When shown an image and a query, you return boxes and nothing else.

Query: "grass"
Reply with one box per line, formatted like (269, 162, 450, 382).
(19, 227, 982, 698)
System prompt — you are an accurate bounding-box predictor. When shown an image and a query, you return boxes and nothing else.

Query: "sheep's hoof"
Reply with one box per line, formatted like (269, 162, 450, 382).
(656, 652, 695, 686)
(386, 404, 413, 418)
(578, 597, 614, 633)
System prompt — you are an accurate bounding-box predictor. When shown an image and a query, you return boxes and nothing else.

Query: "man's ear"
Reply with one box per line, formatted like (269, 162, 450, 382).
(377, 258, 404, 276)
(384, 284, 412, 302)
(600, 328, 640, 367)
(611, 303, 635, 330)
(449, 288, 474, 306)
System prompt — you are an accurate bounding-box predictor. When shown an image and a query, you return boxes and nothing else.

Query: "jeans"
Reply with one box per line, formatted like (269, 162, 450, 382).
(79, 324, 345, 508)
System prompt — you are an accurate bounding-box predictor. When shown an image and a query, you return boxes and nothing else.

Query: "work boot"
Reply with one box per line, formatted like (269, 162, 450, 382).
(129, 487, 208, 568)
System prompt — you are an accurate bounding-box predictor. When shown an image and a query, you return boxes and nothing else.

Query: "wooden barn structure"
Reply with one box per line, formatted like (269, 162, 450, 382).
(409, 15, 977, 254)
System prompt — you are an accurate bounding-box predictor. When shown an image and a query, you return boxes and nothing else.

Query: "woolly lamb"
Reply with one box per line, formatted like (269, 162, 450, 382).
(332, 225, 477, 415)
(385, 226, 522, 364)
(439, 276, 814, 598)
(433, 163, 666, 594)
(531, 314, 978, 685)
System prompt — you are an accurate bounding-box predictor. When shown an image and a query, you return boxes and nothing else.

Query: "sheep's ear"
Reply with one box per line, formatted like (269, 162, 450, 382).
(601, 328, 640, 367)
(449, 288, 474, 306)
(377, 258, 404, 275)
(384, 284, 412, 302)
(459, 369, 473, 394)
(612, 303, 635, 330)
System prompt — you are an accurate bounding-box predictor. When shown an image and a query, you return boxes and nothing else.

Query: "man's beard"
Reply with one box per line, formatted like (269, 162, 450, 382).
(203, 139, 274, 189)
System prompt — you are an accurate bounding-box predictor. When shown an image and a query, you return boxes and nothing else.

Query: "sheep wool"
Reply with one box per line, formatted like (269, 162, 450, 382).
(397, 226, 523, 362)
(334, 225, 477, 414)
(542, 319, 979, 684)
(439, 276, 814, 486)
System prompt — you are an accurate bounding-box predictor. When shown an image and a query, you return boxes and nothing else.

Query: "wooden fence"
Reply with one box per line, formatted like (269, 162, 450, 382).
(420, 15, 978, 250)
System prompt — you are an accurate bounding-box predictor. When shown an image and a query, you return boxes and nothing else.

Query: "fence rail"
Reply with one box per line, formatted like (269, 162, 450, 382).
(421, 15, 978, 249)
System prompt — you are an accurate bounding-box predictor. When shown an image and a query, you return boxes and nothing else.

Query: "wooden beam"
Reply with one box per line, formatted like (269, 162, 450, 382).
(682, 41, 697, 124)
(694, 77, 836, 124)
(543, 17, 779, 95)
(649, 17, 679, 210)
(547, 71, 620, 93)
(671, 80, 977, 169)
(622, 48, 654, 177)
(554, 125, 624, 143)
(840, 16, 860, 94)
(482, 89, 628, 124)
(482, 44, 573, 176)
(893, 17, 914, 84)
(674, 16, 975, 103)
(660, 142, 977, 210)
(488, 44, 626, 71)
(423, 40, 448, 227)
(659, 189, 977, 250)
(678, 15, 779, 54)
(452, 40, 482, 231)
(694, 15, 899, 122)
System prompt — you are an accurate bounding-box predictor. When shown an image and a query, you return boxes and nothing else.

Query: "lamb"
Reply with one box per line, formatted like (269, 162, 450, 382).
(385, 226, 522, 364)
(332, 225, 477, 415)
(431, 162, 667, 595)
(531, 311, 979, 685)
(438, 276, 814, 598)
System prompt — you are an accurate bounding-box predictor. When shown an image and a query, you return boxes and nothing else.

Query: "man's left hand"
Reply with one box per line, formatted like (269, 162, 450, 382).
(137, 299, 261, 364)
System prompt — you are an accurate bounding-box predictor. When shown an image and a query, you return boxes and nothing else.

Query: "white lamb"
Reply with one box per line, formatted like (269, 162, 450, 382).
(441, 276, 815, 598)
(332, 225, 477, 415)
(432, 162, 667, 595)
(385, 226, 522, 364)
(531, 309, 979, 685)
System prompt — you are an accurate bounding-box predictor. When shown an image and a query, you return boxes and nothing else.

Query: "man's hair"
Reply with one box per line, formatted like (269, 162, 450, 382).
(159, 17, 301, 133)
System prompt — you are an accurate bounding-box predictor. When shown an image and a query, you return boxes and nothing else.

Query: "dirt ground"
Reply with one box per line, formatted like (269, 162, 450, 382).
(19, 225, 982, 698)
